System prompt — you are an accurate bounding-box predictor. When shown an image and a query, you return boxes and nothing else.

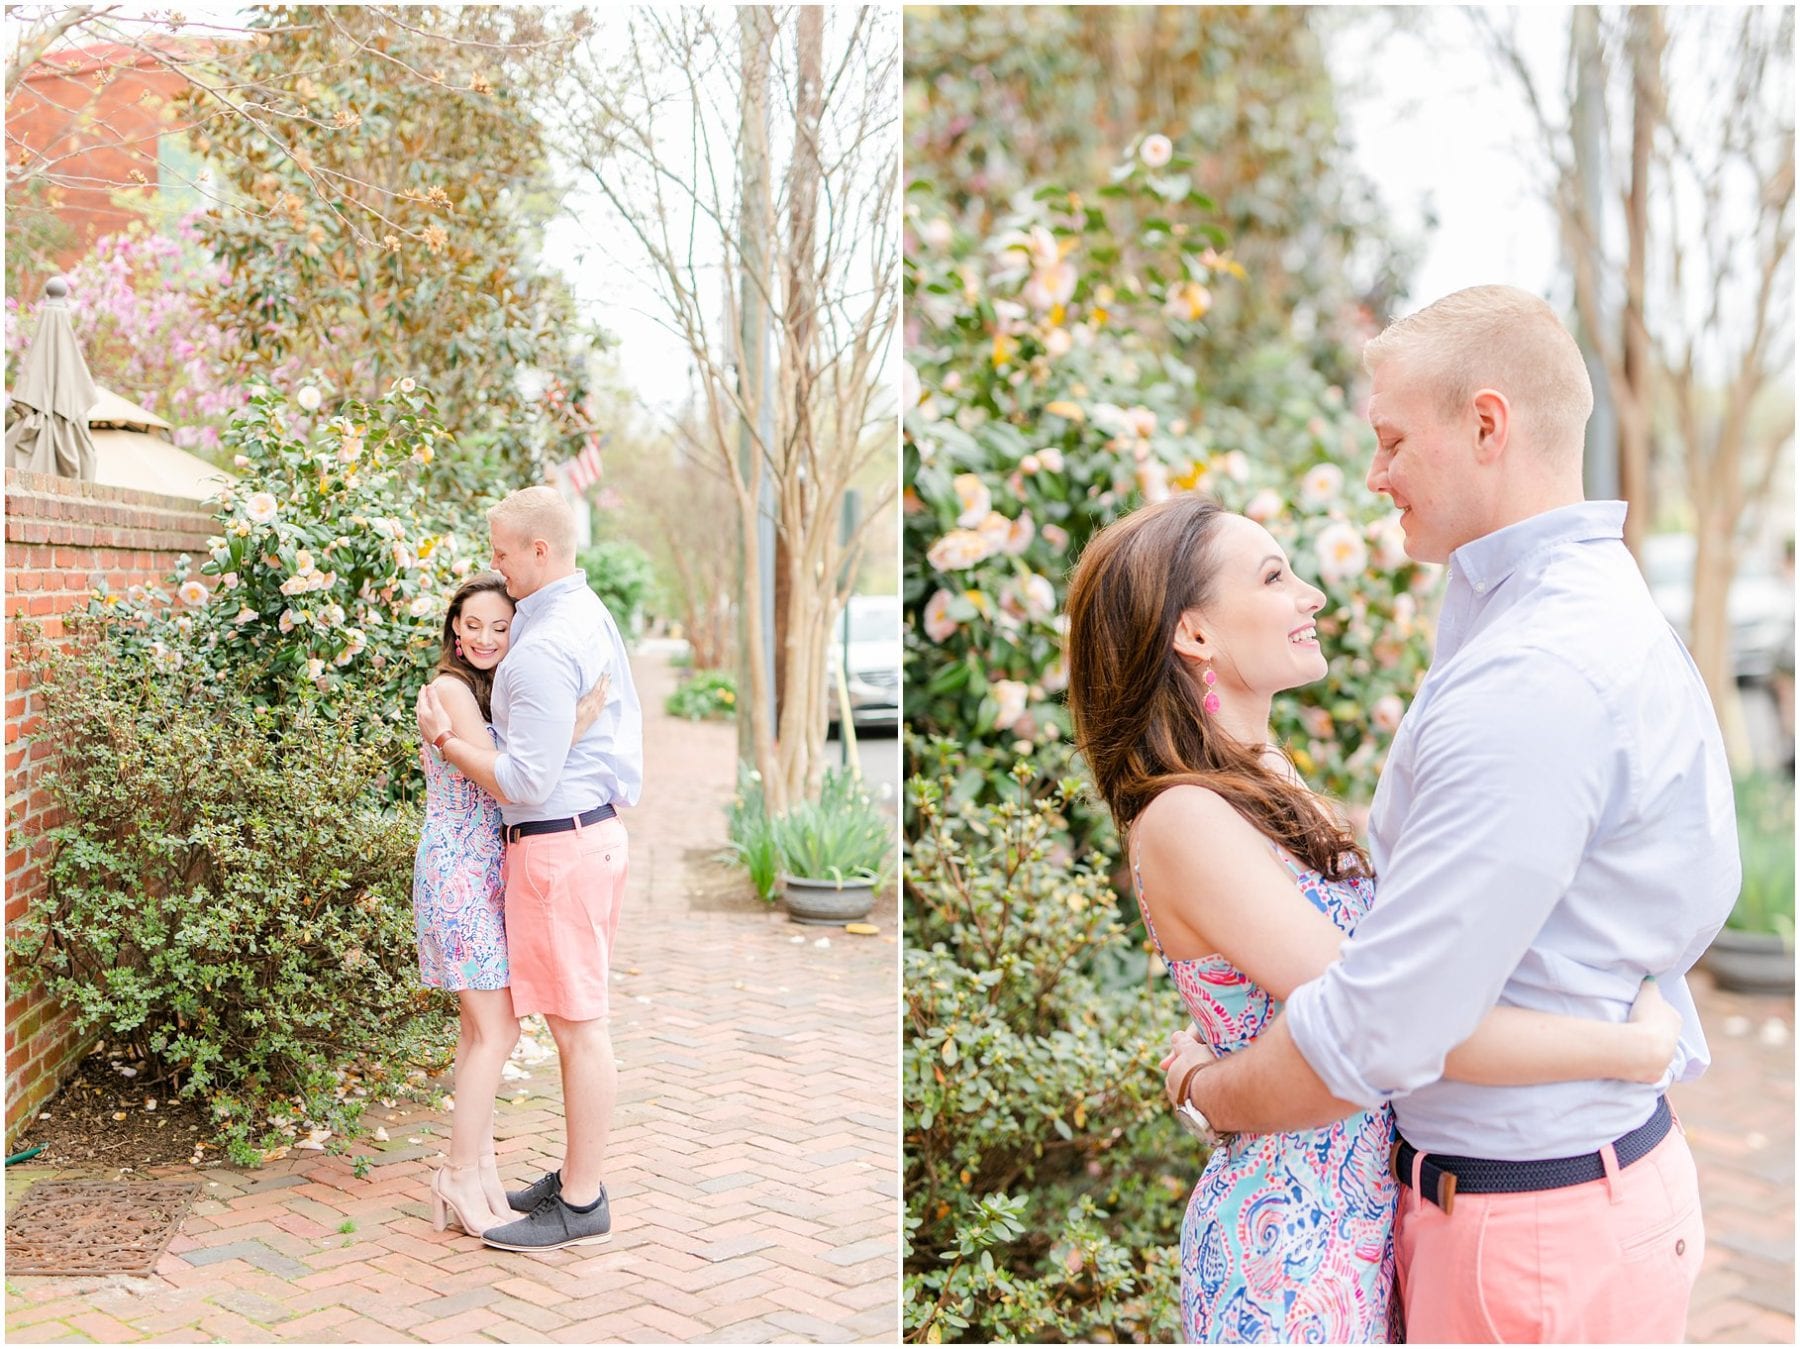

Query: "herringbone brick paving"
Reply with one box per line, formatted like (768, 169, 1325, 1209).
(5, 642, 901, 1343)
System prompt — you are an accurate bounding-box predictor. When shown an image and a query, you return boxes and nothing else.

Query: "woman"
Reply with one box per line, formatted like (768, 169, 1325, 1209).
(1063, 497, 1680, 1343)
(414, 571, 607, 1236)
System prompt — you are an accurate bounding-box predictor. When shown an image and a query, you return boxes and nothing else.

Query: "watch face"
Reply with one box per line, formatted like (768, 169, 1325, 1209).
(1175, 1103, 1213, 1143)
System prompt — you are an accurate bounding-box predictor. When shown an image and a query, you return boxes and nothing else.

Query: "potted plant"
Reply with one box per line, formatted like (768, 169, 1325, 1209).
(1702, 773, 1795, 995)
(772, 769, 895, 925)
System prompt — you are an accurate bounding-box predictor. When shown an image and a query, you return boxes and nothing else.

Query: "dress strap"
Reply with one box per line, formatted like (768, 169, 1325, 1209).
(1126, 843, 1171, 961)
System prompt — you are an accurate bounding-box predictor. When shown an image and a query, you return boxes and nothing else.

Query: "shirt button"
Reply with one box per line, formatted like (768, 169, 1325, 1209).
(1474, 581, 1488, 594)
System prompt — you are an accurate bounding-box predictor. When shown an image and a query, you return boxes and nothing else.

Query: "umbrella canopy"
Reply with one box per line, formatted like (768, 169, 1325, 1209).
(5, 277, 99, 481)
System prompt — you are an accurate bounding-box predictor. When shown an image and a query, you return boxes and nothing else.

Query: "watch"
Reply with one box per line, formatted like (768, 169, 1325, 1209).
(432, 729, 453, 751)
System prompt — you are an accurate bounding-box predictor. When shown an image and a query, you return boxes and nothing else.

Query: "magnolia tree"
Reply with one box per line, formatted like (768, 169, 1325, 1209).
(555, 5, 899, 814)
(904, 143, 1437, 843)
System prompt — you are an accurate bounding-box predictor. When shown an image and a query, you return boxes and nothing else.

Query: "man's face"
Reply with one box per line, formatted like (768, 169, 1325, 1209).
(489, 522, 547, 600)
(1364, 358, 1482, 565)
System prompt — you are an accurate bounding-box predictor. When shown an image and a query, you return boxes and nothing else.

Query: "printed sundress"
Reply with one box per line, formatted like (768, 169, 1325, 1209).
(1133, 843, 1400, 1344)
(412, 724, 508, 989)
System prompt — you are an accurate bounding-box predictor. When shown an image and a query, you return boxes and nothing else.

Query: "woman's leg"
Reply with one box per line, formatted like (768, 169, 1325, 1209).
(441, 988, 519, 1227)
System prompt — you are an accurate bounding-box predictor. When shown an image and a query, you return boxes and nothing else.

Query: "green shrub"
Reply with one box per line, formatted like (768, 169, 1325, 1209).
(905, 760, 1190, 1343)
(1729, 773, 1795, 940)
(8, 619, 453, 1166)
(727, 761, 781, 904)
(579, 536, 658, 639)
(665, 669, 738, 721)
(772, 769, 895, 886)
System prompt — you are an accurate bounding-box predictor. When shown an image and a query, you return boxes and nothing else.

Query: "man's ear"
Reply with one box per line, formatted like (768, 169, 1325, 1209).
(1171, 609, 1213, 665)
(1471, 388, 1510, 465)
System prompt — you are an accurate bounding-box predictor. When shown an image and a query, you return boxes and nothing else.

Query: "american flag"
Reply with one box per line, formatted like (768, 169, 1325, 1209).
(561, 435, 604, 493)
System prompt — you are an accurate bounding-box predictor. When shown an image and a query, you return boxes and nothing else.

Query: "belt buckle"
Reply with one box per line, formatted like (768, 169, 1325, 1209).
(1436, 1170, 1457, 1216)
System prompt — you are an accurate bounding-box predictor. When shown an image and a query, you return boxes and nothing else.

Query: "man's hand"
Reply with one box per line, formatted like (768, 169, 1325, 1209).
(1160, 1027, 1218, 1108)
(416, 683, 452, 747)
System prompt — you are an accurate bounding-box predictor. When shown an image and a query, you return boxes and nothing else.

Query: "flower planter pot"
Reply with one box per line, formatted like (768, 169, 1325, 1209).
(1700, 928, 1795, 996)
(780, 873, 876, 926)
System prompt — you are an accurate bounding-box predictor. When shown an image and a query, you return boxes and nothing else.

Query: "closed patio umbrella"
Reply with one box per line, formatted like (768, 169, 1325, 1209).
(6, 276, 99, 481)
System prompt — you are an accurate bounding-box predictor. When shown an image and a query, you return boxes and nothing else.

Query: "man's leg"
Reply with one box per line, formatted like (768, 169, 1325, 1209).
(544, 1012, 616, 1207)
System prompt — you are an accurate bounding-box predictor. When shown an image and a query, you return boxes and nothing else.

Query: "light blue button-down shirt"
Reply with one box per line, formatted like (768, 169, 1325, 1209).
(491, 571, 643, 825)
(1285, 501, 1740, 1159)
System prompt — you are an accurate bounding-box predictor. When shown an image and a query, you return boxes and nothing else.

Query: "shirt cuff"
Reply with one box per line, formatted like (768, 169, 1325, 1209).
(1285, 975, 1395, 1110)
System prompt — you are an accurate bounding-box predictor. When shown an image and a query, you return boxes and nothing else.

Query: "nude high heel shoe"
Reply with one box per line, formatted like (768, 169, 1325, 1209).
(431, 1163, 499, 1236)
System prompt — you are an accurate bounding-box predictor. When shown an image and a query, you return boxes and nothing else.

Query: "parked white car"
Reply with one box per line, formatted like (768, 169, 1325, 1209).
(827, 594, 901, 732)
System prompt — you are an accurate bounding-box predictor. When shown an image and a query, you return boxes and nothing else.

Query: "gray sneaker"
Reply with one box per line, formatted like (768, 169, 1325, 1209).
(505, 1169, 561, 1213)
(483, 1185, 611, 1252)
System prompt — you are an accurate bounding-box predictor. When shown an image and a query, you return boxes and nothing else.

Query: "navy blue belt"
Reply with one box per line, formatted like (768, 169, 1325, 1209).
(505, 803, 616, 844)
(1391, 1096, 1672, 1215)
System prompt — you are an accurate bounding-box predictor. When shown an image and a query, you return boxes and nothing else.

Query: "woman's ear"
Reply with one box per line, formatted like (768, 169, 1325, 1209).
(1171, 609, 1213, 665)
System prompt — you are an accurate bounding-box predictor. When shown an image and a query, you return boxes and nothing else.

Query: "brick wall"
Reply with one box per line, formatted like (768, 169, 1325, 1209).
(4, 467, 217, 1143)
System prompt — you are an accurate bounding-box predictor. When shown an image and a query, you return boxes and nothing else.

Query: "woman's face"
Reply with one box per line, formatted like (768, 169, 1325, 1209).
(455, 590, 514, 670)
(1188, 514, 1328, 697)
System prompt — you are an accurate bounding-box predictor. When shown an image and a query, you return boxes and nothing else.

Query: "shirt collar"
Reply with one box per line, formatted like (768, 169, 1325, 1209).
(1449, 500, 1627, 596)
(513, 570, 587, 621)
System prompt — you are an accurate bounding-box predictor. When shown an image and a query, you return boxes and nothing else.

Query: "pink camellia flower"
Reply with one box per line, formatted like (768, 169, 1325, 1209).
(1372, 516, 1409, 570)
(1042, 523, 1071, 552)
(1137, 459, 1170, 503)
(1314, 520, 1369, 585)
(991, 678, 1030, 731)
(234, 605, 258, 625)
(1220, 451, 1249, 483)
(1021, 573, 1056, 619)
(1246, 489, 1283, 523)
(1004, 512, 1036, 556)
(1041, 653, 1069, 693)
(1392, 593, 1417, 633)
(1140, 133, 1174, 168)
(245, 491, 279, 524)
(975, 511, 1013, 553)
(1024, 259, 1077, 313)
(1039, 448, 1065, 474)
(279, 609, 298, 633)
(1124, 406, 1157, 440)
(1373, 694, 1405, 734)
(296, 386, 322, 412)
(1044, 326, 1073, 358)
(923, 589, 958, 643)
(306, 657, 326, 680)
(927, 529, 992, 571)
(408, 594, 436, 619)
(1163, 281, 1211, 321)
(1301, 705, 1335, 739)
(234, 454, 251, 469)
(921, 217, 953, 249)
(178, 579, 208, 607)
(1300, 463, 1345, 509)
(953, 473, 992, 528)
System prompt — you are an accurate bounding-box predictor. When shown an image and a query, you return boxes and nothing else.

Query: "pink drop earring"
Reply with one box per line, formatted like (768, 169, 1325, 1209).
(454, 636, 464, 659)
(1201, 662, 1221, 716)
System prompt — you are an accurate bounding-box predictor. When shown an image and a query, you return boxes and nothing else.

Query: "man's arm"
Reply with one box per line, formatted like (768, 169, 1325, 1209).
(490, 642, 584, 809)
(1193, 648, 1621, 1131)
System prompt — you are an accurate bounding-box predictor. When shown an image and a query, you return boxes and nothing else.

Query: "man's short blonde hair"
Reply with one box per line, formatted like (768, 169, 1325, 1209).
(487, 485, 576, 559)
(1363, 285, 1594, 457)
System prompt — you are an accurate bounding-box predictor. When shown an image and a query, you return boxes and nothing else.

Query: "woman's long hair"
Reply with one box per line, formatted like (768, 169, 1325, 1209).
(1064, 496, 1369, 879)
(434, 572, 513, 722)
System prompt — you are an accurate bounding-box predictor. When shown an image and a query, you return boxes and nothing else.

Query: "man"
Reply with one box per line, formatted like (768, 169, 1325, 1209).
(418, 485, 644, 1252)
(1165, 286, 1740, 1341)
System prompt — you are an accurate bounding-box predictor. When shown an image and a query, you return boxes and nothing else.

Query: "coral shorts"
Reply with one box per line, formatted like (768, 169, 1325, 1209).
(502, 814, 628, 1022)
(1395, 1123, 1704, 1342)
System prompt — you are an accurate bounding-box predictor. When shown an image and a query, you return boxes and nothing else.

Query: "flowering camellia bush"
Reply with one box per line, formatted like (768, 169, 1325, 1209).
(91, 380, 495, 731)
(904, 140, 1437, 828)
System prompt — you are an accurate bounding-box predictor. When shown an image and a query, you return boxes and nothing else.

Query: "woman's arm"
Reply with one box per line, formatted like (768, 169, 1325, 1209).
(420, 678, 512, 804)
(572, 673, 611, 745)
(1137, 791, 1679, 1088)
(1444, 980, 1679, 1086)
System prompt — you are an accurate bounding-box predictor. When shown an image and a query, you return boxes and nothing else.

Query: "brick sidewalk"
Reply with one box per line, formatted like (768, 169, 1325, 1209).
(1675, 966, 1794, 1344)
(5, 643, 901, 1344)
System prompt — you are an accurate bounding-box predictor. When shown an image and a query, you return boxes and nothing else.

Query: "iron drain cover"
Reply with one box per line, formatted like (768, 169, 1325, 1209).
(5, 1179, 199, 1276)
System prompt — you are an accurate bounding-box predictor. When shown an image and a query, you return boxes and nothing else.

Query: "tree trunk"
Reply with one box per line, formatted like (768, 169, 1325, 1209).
(1619, 7, 1663, 560)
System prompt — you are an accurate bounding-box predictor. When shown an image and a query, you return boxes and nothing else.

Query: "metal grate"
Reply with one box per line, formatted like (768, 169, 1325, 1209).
(5, 1179, 198, 1276)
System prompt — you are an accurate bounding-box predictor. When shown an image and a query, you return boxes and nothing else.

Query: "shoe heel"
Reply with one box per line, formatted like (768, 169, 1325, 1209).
(431, 1188, 449, 1233)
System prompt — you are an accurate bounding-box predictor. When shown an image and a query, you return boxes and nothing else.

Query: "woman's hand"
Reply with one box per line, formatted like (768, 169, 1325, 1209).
(572, 672, 611, 744)
(1626, 976, 1682, 1085)
(417, 684, 451, 747)
(1160, 1027, 1218, 1109)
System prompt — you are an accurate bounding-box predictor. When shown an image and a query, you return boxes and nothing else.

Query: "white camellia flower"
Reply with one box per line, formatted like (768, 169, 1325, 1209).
(279, 609, 298, 634)
(1300, 462, 1345, 509)
(1246, 489, 1284, 523)
(975, 510, 1012, 553)
(296, 386, 322, 412)
(221, 571, 239, 590)
(1140, 133, 1174, 168)
(991, 679, 1030, 731)
(178, 580, 208, 607)
(245, 491, 280, 524)
(294, 549, 316, 576)
(1043, 326, 1073, 358)
(1372, 516, 1409, 570)
(926, 529, 992, 571)
(921, 217, 953, 250)
(233, 455, 251, 469)
(1021, 574, 1056, 619)
(408, 594, 436, 619)
(923, 589, 958, 643)
(952, 473, 992, 528)
(307, 657, 326, 680)
(280, 574, 310, 596)
(1315, 520, 1369, 585)
(400, 377, 416, 392)
(1004, 512, 1035, 556)
(1137, 459, 1171, 504)
(234, 606, 258, 625)
(1373, 694, 1406, 734)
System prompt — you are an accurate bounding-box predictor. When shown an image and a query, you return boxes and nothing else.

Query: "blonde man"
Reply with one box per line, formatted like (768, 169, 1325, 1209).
(419, 484, 644, 1251)
(1165, 286, 1739, 1340)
